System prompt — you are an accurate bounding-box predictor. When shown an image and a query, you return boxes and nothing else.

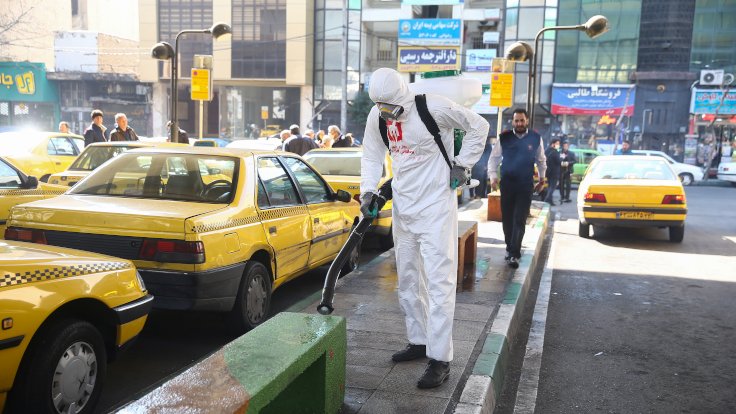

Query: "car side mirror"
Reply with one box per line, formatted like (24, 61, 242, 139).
(23, 176, 39, 189)
(335, 189, 352, 203)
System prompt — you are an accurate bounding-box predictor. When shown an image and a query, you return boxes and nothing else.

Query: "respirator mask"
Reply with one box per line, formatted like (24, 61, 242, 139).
(376, 103, 404, 121)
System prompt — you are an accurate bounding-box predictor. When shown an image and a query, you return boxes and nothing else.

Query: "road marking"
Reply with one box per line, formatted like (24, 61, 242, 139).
(513, 213, 559, 414)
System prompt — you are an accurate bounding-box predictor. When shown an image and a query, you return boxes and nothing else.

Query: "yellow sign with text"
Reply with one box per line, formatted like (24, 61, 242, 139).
(490, 73, 514, 108)
(190, 68, 211, 101)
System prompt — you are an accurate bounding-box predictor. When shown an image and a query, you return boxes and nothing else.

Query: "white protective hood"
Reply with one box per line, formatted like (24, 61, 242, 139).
(368, 68, 415, 121)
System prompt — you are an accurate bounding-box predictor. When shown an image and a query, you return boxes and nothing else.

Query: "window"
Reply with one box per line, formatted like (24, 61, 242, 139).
(0, 160, 22, 188)
(282, 157, 331, 203)
(232, 1, 287, 78)
(257, 157, 300, 207)
(70, 146, 131, 171)
(47, 137, 78, 156)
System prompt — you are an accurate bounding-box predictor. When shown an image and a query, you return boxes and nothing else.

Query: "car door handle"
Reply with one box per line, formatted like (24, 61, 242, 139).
(314, 217, 320, 223)
(269, 226, 277, 234)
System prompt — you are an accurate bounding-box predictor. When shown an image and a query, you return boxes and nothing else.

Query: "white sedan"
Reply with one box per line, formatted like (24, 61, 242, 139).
(631, 150, 704, 185)
(717, 161, 736, 186)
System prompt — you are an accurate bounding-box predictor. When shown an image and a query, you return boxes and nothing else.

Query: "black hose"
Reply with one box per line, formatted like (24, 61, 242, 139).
(317, 179, 393, 315)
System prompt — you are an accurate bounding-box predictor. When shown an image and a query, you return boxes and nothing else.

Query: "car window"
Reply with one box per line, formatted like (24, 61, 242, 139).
(0, 160, 22, 188)
(257, 157, 300, 208)
(70, 146, 130, 171)
(69, 153, 237, 203)
(303, 152, 362, 176)
(588, 159, 677, 180)
(282, 157, 332, 204)
(70, 138, 84, 154)
(47, 137, 77, 156)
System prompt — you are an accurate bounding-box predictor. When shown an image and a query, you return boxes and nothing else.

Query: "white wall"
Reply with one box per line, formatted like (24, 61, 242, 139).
(85, 0, 139, 41)
(54, 31, 99, 72)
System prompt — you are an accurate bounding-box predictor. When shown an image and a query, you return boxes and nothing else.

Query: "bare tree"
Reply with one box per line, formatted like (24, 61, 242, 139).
(0, 1, 35, 55)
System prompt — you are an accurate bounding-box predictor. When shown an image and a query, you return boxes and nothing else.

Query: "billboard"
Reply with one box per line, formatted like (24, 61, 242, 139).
(398, 47, 460, 72)
(690, 89, 736, 115)
(398, 19, 462, 46)
(465, 49, 497, 71)
(551, 84, 635, 116)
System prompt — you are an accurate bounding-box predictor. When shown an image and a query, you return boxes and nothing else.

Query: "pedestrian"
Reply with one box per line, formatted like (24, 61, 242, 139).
(330, 125, 351, 148)
(83, 109, 108, 146)
(488, 108, 547, 269)
(559, 140, 577, 202)
(58, 121, 70, 134)
(615, 140, 633, 155)
(471, 135, 493, 199)
(361, 68, 489, 389)
(109, 113, 139, 141)
(284, 125, 318, 156)
(543, 138, 561, 205)
(166, 121, 189, 143)
(277, 129, 291, 150)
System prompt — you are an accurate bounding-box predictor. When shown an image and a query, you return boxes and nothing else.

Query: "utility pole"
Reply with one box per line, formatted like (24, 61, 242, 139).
(340, 0, 348, 132)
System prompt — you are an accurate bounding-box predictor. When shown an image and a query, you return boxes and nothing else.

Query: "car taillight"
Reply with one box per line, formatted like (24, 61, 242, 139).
(662, 194, 685, 204)
(723, 167, 730, 171)
(584, 193, 607, 203)
(4, 228, 47, 244)
(139, 239, 205, 264)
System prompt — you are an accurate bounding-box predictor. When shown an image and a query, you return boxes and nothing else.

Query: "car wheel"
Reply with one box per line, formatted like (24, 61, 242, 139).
(679, 173, 694, 186)
(379, 226, 394, 250)
(669, 225, 685, 243)
(341, 225, 361, 277)
(8, 319, 106, 414)
(578, 221, 590, 238)
(228, 262, 272, 333)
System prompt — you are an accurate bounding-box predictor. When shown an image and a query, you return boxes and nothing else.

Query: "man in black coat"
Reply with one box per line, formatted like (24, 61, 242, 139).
(559, 140, 577, 202)
(544, 138, 561, 205)
(83, 109, 108, 146)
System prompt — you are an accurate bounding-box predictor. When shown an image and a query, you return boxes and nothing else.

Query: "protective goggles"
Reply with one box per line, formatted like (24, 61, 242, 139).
(376, 103, 404, 120)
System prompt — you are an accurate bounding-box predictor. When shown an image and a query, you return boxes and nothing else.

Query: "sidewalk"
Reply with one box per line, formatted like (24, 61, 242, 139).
(291, 198, 550, 414)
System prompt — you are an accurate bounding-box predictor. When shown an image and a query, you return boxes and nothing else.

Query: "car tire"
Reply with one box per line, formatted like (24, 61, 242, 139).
(228, 262, 272, 333)
(669, 225, 685, 243)
(379, 226, 394, 250)
(679, 173, 694, 186)
(578, 221, 590, 238)
(7, 319, 106, 414)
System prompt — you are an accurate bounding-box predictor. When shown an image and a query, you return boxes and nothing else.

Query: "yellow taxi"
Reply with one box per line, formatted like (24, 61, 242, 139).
(48, 141, 187, 188)
(0, 240, 152, 413)
(0, 157, 66, 236)
(303, 148, 394, 248)
(0, 131, 84, 182)
(577, 155, 687, 242)
(6, 147, 360, 332)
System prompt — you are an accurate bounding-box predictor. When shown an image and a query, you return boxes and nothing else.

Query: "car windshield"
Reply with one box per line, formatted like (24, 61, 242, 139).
(69, 152, 238, 203)
(303, 151, 362, 176)
(69, 145, 140, 171)
(588, 159, 677, 181)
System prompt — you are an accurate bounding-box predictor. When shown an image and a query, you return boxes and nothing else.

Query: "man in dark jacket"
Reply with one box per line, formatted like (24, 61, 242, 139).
(83, 109, 108, 146)
(559, 141, 577, 202)
(109, 113, 139, 141)
(330, 125, 352, 148)
(284, 124, 318, 156)
(488, 108, 547, 269)
(544, 138, 561, 205)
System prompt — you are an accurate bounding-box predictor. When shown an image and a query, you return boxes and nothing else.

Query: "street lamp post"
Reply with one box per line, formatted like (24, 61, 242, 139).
(152, 22, 232, 143)
(527, 15, 608, 129)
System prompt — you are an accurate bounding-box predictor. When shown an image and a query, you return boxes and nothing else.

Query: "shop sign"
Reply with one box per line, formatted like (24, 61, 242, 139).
(398, 47, 460, 72)
(551, 84, 635, 116)
(190, 68, 212, 101)
(465, 49, 497, 71)
(490, 73, 513, 108)
(0, 62, 57, 103)
(398, 19, 462, 46)
(690, 89, 736, 115)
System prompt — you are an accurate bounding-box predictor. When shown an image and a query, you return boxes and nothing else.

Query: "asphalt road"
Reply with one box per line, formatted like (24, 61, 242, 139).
(96, 236, 389, 413)
(527, 186, 736, 413)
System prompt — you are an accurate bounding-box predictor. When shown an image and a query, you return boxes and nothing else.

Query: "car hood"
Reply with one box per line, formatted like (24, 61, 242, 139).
(0, 239, 131, 267)
(9, 195, 226, 236)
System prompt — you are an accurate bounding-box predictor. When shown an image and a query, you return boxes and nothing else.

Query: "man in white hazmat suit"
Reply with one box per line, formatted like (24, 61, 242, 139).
(360, 68, 489, 388)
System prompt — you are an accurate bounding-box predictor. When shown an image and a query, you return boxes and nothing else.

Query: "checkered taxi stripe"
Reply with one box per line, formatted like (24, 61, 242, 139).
(190, 216, 260, 233)
(0, 189, 65, 196)
(1, 262, 132, 288)
(258, 206, 308, 221)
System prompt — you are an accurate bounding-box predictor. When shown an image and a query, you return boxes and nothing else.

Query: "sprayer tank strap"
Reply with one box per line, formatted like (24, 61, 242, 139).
(378, 94, 452, 170)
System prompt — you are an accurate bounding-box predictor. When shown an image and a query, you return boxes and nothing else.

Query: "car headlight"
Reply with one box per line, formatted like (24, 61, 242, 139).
(136, 271, 147, 292)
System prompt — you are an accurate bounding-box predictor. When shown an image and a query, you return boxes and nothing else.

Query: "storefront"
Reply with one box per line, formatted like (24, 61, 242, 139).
(0, 62, 59, 131)
(689, 88, 736, 166)
(551, 84, 636, 151)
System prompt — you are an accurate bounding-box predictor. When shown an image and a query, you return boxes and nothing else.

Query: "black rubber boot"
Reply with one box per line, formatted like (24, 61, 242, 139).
(391, 344, 426, 362)
(417, 359, 450, 388)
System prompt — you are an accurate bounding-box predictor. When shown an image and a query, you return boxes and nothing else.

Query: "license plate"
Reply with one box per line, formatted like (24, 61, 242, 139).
(616, 211, 652, 220)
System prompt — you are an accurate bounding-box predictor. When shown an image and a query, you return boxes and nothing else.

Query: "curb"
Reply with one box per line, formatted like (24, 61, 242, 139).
(454, 203, 551, 414)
